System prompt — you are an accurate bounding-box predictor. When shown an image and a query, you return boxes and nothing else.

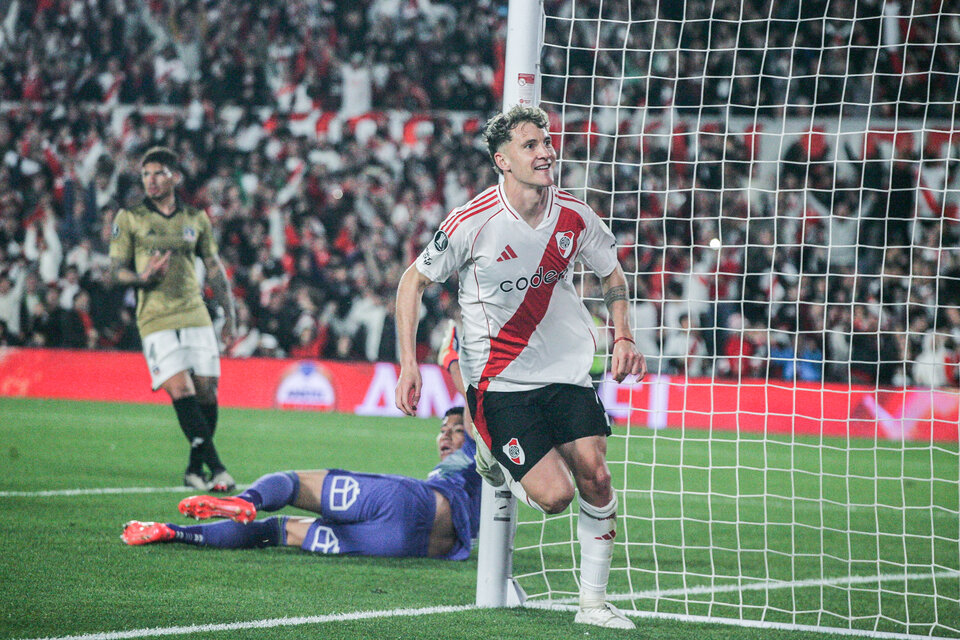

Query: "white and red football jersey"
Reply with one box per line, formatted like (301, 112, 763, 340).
(416, 184, 619, 392)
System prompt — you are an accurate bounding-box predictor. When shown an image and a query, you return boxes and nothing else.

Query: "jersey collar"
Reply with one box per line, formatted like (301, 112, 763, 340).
(497, 184, 555, 228)
(143, 196, 182, 218)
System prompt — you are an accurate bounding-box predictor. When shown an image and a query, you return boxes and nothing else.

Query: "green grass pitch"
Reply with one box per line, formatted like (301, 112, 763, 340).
(0, 397, 956, 639)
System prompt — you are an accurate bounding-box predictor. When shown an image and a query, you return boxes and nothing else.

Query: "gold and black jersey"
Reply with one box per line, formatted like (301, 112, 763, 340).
(109, 199, 217, 337)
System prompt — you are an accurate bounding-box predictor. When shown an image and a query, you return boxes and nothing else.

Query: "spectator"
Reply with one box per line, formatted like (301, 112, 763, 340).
(662, 313, 709, 377)
(795, 335, 824, 382)
(58, 265, 82, 310)
(224, 299, 262, 359)
(19, 271, 44, 339)
(346, 287, 390, 362)
(913, 332, 959, 388)
(22, 211, 62, 286)
(849, 307, 881, 385)
(721, 320, 767, 379)
(340, 53, 373, 117)
(289, 319, 327, 360)
(60, 289, 97, 349)
(768, 333, 795, 380)
(0, 273, 24, 343)
(29, 287, 65, 348)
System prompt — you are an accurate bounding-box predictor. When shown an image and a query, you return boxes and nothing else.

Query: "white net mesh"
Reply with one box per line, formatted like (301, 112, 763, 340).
(511, 0, 960, 636)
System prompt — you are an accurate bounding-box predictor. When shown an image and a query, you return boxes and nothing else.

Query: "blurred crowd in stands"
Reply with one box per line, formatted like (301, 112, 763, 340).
(542, 0, 959, 121)
(0, 0, 502, 111)
(0, 0, 958, 388)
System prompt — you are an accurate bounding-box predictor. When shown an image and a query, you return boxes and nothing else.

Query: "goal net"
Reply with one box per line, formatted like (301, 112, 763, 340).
(508, 0, 960, 636)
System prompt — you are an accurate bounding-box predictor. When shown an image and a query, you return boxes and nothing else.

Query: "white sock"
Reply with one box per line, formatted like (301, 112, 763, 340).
(577, 493, 617, 608)
(508, 475, 546, 514)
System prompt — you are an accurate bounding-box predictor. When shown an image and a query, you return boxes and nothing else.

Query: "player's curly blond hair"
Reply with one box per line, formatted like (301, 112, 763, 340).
(482, 105, 550, 175)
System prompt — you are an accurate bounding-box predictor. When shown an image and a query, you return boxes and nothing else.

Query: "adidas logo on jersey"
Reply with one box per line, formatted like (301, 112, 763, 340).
(496, 245, 518, 262)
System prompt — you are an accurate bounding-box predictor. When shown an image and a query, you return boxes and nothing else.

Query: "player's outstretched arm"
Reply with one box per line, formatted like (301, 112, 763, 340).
(204, 254, 237, 344)
(395, 264, 434, 415)
(601, 265, 647, 384)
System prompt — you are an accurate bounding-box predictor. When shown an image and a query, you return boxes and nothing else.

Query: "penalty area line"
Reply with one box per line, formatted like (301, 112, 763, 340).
(16, 604, 476, 640)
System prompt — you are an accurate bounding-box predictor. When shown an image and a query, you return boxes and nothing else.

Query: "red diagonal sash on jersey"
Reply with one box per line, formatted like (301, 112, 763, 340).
(472, 207, 586, 448)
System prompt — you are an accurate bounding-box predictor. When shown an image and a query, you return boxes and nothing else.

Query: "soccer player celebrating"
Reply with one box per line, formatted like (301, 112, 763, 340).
(122, 407, 481, 561)
(109, 147, 237, 492)
(395, 106, 646, 629)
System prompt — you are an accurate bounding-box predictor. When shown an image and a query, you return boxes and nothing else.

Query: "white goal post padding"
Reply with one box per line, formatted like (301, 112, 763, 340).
(493, 1, 960, 638)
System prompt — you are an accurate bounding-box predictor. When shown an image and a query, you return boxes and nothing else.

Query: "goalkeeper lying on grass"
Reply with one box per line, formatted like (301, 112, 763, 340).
(123, 328, 481, 560)
(123, 405, 479, 559)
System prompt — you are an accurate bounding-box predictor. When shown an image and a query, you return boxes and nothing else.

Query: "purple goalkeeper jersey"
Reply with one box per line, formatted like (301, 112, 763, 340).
(424, 433, 481, 561)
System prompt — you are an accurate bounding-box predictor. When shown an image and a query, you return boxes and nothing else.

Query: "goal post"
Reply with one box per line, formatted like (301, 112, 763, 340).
(473, 0, 542, 609)
(479, 0, 960, 637)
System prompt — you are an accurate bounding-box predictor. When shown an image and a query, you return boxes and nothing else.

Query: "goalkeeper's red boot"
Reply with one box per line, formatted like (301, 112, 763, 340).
(178, 495, 257, 524)
(122, 521, 175, 546)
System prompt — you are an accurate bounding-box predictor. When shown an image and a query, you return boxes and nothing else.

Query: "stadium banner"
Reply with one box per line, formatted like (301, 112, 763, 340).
(1, 348, 956, 441)
(0, 347, 462, 419)
(597, 374, 959, 442)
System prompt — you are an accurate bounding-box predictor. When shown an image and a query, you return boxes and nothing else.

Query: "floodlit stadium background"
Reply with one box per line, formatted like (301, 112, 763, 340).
(1, 0, 959, 638)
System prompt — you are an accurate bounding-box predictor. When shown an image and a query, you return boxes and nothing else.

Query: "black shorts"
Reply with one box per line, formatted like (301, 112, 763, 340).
(466, 383, 611, 481)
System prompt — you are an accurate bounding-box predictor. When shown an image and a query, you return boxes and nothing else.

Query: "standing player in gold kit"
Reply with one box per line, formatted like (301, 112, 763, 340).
(110, 147, 237, 491)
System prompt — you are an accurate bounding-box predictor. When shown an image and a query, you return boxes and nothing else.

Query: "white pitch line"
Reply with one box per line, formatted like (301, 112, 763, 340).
(4, 485, 957, 640)
(0, 408, 163, 426)
(16, 571, 960, 640)
(604, 568, 960, 601)
(0, 485, 249, 498)
(531, 569, 960, 640)
(14, 605, 474, 640)
(527, 601, 958, 640)
(529, 569, 960, 607)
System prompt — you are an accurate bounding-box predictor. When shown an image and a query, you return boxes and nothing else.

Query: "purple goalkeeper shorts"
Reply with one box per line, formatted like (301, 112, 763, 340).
(299, 470, 436, 558)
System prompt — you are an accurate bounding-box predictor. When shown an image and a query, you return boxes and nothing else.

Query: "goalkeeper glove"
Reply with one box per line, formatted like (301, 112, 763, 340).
(437, 319, 460, 372)
(474, 431, 506, 488)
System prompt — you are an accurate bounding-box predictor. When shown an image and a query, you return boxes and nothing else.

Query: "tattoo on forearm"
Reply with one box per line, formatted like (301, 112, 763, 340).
(603, 285, 628, 309)
(209, 267, 236, 322)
